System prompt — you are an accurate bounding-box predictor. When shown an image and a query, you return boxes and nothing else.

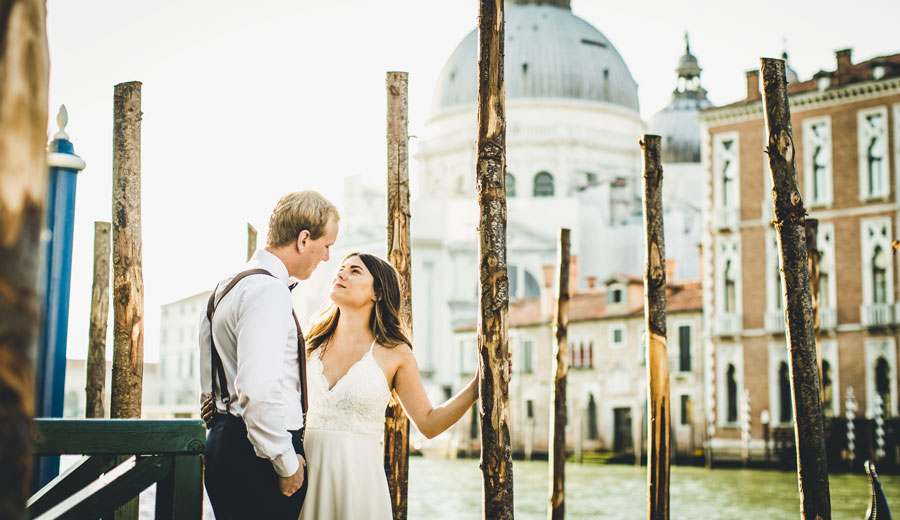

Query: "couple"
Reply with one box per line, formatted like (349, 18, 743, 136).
(199, 190, 480, 519)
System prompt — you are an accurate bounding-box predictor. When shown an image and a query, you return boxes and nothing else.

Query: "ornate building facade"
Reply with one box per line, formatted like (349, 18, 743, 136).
(699, 48, 900, 459)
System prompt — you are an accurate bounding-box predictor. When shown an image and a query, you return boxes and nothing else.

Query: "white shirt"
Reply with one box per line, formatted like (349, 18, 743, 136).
(199, 249, 304, 477)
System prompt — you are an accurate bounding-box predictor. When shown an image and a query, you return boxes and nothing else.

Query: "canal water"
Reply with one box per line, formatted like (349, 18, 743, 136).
(115, 456, 898, 518)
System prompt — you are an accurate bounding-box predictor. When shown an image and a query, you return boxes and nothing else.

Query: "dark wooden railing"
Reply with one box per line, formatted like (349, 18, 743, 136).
(27, 419, 205, 519)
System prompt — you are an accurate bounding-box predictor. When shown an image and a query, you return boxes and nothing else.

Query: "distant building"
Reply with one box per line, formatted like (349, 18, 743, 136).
(155, 291, 210, 418)
(62, 358, 161, 418)
(452, 269, 703, 459)
(699, 48, 900, 458)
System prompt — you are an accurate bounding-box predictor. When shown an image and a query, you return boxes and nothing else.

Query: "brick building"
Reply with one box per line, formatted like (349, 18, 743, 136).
(699, 49, 900, 459)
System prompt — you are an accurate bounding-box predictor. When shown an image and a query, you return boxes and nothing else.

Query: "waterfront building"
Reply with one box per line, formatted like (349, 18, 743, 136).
(452, 271, 703, 459)
(699, 48, 900, 460)
(155, 291, 211, 418)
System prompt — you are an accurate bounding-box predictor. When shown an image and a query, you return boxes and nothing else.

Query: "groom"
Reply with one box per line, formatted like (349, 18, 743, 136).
(200, 190, 339, 519)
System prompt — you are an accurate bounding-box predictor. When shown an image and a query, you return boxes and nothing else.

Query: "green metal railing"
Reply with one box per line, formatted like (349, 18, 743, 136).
(27, 419, 205, 519)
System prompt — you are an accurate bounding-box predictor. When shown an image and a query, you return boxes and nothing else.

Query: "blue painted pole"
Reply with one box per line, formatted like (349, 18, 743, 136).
(34, 105, 86, 489)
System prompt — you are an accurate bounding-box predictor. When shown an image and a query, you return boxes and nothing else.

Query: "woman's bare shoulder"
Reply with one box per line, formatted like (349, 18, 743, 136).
(374, 342, 414, 363)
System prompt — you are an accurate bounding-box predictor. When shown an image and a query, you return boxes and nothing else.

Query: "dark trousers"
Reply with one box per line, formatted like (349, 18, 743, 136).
(205, 414, 307, 520)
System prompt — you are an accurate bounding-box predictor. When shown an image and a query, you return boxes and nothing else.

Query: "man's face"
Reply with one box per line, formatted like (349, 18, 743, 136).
(295, 216, 339, 280)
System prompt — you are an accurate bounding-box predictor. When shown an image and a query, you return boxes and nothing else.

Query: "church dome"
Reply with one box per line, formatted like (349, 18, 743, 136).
(431, 1, 640, 113)
(647, 34, 711, 163)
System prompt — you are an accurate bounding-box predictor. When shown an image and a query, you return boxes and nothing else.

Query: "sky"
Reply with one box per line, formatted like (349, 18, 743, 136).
(46, 0, 899, 361)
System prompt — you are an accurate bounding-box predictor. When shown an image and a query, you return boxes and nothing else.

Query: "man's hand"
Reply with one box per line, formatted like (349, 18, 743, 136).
(278, 455, 306, 496)
(201, 396, 216, 429)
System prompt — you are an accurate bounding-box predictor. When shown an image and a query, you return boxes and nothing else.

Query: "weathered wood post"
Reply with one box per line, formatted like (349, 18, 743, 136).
(476, 0, 514, 518)
(0, 0, 50, 512)
(761, 57, 832, 520)
(549, 228, 570, 520)
(641, 135, 670, 520)
(384, 70, 412, 520)
(86, 222, 112, 418)
(110, 81, 144, 520)
(247, 223, 257, 261)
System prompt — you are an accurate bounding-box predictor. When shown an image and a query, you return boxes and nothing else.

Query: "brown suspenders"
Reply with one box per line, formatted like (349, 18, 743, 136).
(206, 268, 309, 419)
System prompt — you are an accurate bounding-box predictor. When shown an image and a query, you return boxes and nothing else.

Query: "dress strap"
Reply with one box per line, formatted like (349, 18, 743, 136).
(369, 340, 377, 353)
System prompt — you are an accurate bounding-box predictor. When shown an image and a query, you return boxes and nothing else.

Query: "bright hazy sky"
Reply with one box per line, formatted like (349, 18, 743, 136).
(47, 0, 898, 361)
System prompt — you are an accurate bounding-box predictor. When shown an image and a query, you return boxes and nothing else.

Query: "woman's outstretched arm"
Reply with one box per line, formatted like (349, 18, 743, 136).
(391, 345, 477, 439)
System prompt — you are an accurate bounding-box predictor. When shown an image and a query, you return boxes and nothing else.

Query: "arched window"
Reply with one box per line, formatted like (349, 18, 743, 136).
(779, 362, 792, 423)
(724, 260, 737, 313)
(587, 394, 599, 440)
(588, 342, 594, 368)
(872, 245, 887, 304)
(533, 171, 554, 197)
(876, 357, 892, 418)
(822, 360, 833, 418)
(506, 172, 516, 198)
(727, 364, 738, 423)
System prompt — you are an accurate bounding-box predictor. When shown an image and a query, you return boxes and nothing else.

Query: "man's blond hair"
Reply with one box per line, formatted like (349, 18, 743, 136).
(266, 190, 339, 247)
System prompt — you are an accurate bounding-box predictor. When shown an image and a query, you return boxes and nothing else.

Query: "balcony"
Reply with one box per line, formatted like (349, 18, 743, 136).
(714, 313, 742, 336)
(713, 207, 740, 231)
(818, 306, 837, 331)
(861, 303, 894, 328)
(765, 310, 786, 333)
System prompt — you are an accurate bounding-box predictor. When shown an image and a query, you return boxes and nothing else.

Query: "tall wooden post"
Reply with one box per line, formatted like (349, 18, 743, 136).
(247, 223, 257, 261)
(549, 229, 570, 520)
(0, 0, 49, 512)
(384, 70, 412, 520)
(476, 1, 514, 518)
(641, 135, 670, 520)
(110, 81, 144, 520)
(86, 222, 111, 418)
(761, 58, 832, 520)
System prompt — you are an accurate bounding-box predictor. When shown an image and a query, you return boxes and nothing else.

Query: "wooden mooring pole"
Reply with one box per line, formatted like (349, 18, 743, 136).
(641, 135, 670, 520)
(247, 223, 257, 261)
(110, 81, 144, 520)
(384, 70, 412, 520)
(549, 229, 570, 520)
(86, 222, 112, 418)
(0, 0, 50, 513)
(761, 58, 831, 520)
(476, 1, 514, 518)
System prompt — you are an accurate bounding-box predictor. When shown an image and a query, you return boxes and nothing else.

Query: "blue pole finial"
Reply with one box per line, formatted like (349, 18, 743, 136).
(54, 105, 69, 141)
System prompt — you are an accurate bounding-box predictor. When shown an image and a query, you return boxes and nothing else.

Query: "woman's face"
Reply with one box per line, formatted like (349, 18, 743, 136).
(330, 255, 377, 308)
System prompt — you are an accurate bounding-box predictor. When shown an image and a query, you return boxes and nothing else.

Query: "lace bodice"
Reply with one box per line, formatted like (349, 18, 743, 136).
(305, 343, 393, 437)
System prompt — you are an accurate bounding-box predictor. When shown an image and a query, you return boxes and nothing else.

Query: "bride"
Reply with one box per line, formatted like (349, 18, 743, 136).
(299, 252, 481, 520)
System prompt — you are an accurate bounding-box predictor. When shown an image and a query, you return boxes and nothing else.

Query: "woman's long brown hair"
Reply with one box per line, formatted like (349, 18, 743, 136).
(305, 252, 411, 355)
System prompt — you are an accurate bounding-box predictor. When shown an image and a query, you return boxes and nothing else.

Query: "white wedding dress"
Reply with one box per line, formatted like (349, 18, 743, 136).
(298, 342, 394, 520)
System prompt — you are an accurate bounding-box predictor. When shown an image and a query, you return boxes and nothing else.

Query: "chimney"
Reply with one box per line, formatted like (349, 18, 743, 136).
(835, 48, 853, 85)
(586, 275, 597, 291)
(541, 264, 555, 321)
(665, 259, 677, 282)
(746, 70, 761, 101)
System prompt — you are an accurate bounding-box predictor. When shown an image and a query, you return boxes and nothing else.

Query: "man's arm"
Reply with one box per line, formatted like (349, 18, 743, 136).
(233, 281, 300, 478)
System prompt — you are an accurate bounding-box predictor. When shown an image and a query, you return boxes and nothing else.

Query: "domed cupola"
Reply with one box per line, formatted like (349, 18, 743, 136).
(431, 0, 640, 114)
(782, 50, 799, 84)
(647, 33, 712, 163)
